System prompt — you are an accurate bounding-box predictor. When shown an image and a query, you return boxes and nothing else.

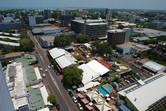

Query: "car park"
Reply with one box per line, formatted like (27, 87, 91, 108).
(56, 104, 60, 110)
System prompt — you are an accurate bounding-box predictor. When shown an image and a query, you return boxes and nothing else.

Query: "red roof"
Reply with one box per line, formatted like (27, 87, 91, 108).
(74, 48, 86, 60)
(97, 59, 111, 69)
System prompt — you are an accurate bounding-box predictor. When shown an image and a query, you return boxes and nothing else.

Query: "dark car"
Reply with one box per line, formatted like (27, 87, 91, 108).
(69, 92, 73, 97)
(56, 104, 60, 110)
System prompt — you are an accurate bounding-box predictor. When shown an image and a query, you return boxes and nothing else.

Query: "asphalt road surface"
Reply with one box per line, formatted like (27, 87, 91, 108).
(28, 31, 79, 111)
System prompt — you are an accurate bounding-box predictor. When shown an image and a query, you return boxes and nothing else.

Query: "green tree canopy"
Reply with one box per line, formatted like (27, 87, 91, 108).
(47, 95, 56, 105)
(76, 34, 90, 43)
(19, 28, 27, 39)
(54, 34, 71, 47)
(62, 65, 83, 86)
(20, 38, 34, 52)
(91, 40, 112, 57)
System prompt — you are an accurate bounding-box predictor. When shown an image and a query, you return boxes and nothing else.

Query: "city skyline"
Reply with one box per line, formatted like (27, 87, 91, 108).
(0, 0, 166, 10)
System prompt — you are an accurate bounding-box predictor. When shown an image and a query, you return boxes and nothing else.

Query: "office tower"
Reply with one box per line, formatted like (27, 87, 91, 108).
(106, 9, 112, 21)
(44, 9, 51, 19)
(28, 15, 44, 26)
(60, 14, 75, 27)
(123, 28, 130, 43)
(71, 19, 107, 39)
(107, 29, 126, 48)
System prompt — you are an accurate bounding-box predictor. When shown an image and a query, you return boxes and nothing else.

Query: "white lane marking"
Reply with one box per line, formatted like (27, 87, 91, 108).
(39, 54, 44, 63)
(48, 70, 72, 111)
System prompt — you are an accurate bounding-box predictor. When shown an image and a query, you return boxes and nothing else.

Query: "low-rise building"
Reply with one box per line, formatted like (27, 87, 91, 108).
(78, 60, 109, 85)
(49, 48, 77, 70)
(0, 17, 22, 30)
(42, 26, 61, 35)
(6, 62, 29, 111)
(32, 24, 61, 35)
(116, 42, 150, 54)
(133, 28, 166, 38)
(142, 61, 166, 73)
(118, 73, 166, 111)
(40, 36, 55, 47)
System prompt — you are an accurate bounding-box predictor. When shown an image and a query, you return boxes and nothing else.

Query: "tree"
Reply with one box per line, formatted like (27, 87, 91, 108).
(76, 34, 90, 43)
(91, 40, 112, 57)
(47, 95, 56, 105)
(54, 34, 71, 47)
(19, 28, 27, 39)
(62, 65, 83, 86)
(20, 38, 34, 52)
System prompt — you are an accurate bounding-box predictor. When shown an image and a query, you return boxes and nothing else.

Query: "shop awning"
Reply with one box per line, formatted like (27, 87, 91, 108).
(56, 65, 62, 72)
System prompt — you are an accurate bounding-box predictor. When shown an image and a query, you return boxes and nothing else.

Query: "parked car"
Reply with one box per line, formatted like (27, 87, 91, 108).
(130, 78, 135, 82)
(125, 80, 130, 84)
(66, 88, 71, 92)
(134, 77, 138, 81)
(69, 92, 73, 97)
(78, 103, 83, 110)
(48, 65, 50, 69)
(72, 85, 77, 90)
(56, 104, 60, 110)
(121, 82, 126, 86)
(43, 74, 46, 77)
(136, 75, 141, 80)
(72, 96, 78, 103)
(128, 79, 133, 83)
(56, 72, 59, 76)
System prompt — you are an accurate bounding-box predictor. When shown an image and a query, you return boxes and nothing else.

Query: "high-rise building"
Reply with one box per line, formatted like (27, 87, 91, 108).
(28, 15, 44, 26)
(0, 63, 15, 111)
(60, 14, 75, 27)
(107, 29, 126, 48)
(44, 9, 51, 19)
(150, 21, 162, 30)
(106, 9, 112, 21)
(123, 28, 130, 43)
(71, 19, 107, 39)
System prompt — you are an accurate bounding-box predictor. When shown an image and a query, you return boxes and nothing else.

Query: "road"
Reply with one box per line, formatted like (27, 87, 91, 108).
(28, 31, 79, 111)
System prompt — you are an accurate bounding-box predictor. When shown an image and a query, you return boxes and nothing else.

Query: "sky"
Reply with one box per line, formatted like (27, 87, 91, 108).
(0, 0, 166, 10)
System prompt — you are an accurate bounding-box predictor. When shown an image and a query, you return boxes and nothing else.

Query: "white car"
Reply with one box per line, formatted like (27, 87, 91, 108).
(45, 69, 48, 72)
(78, 103, 83, 110)
(43, 74, 46, 77)
(72, 96, 78, 103)
(48, 65, 50, 69)
(40, 68, 42, 71)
